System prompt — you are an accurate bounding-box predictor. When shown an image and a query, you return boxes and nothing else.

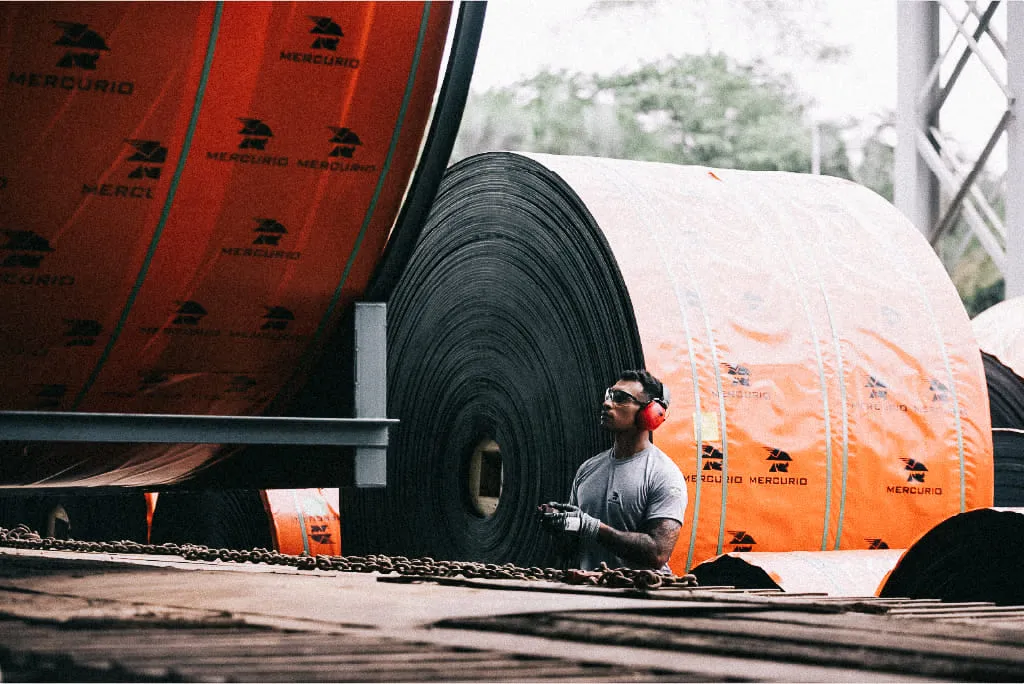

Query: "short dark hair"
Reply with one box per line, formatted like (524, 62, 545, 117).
(618, 369, 667, 405)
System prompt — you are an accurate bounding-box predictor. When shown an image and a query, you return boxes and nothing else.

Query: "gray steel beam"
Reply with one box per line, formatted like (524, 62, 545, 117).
(1007, 1, 1024, 297)
(0, 302, 394, 489)
(930, 109, 1012, 246)
(896, 0, 941, 236)
(930, 2, 1001, 116)
(354, 302, 388, 487)
(0, 412, 395, 446)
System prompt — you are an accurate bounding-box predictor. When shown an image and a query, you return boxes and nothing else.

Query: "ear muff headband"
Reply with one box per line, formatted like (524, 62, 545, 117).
(636, 398, 668, 431)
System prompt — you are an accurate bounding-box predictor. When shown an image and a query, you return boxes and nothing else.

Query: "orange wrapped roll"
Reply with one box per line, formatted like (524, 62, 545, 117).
(348, 152, 993, 571)
(0, 2, 454, 485)
(553, 156, 994, 570)
(264, 488, 341, 556)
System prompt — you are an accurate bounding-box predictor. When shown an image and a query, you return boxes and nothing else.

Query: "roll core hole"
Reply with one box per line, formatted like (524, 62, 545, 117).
(467, 439, 502, 518)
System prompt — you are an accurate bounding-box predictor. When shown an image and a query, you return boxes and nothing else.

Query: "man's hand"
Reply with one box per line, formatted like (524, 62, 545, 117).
(537, 502, 600, 542)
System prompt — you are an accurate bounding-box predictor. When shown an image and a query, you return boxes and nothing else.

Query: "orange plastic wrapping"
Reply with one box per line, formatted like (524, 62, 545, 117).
(525, 154, 993, 573)
(972, 296, 1024, 379)
(264, 488, 341, 556)
(0, 2, 452, 485)
(144, 491, 158, 542)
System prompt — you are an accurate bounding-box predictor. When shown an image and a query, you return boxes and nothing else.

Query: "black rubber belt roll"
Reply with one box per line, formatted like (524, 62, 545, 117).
(984, 351, 1024, 430)
(878, 507, 1024, 604)
(150, 490, 273, 551)
(983, 351, 1024, 506)
(994, 428, 1024, 507)
(342, 152, 643, 566)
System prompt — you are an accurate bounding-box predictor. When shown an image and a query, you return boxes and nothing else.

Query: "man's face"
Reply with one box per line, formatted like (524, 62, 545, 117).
(600, 379, 647, 432)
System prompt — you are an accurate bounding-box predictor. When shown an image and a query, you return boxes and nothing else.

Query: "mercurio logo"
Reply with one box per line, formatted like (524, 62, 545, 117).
(173, 301, 207, 326)
(702, 444, 723, 471)
(310, 524, 333, 544)
(309, 16, 343, 50)
(860, 372, 908, 412)
(866, 538, 890, 550)
(765, 447, 790, 473)
(866, 375, 888, 399)
(206, 118, 287, 167)
(294, 127, 375, 173)
(754, 446, 807, 486)
(227, 306, 305, 341)
(929, 378, 950, 402)
(716, 362, 769, 400)
(1, 230, 54, 268)
(239, 119, 273, 150)
(901, 458, 927, 483)
(685, 444, 741, 485)
(725, 363, 751, 386)
(261, 306, 294, 331)
(887, 457, 942, 496)
(280, 16, 358, 68)
(222, 218, 300, 260)
(54, 22, 109, 70)
(140, 302, 219, 338)
(328, 127, 362, 158)
(64, 319, 101, 347)
(727, 530, 756, 552)
(206, 118, 288, 166)
(253, 219, 286, 246)
(0, 230, 74, 286)
(9, 21, 133, 95)
(125, 140, 167, 179)
(82, 140, 166, 200)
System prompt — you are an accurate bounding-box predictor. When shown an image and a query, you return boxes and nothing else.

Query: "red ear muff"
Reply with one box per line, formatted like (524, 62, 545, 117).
(636, 399, 668, 431)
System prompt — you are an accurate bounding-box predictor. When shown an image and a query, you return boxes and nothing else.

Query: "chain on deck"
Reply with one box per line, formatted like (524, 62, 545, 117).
(0, 524, 698, 592)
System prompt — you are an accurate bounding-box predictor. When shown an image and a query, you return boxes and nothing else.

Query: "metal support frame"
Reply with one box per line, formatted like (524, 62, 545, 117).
(0, 302, 393, 488)
(354, 302, 388, 487)
(896, 0, 1021, 295)
(896, 0, 940, 238)
(1007, 1, 1024, 297)
(0, 412, 394, 447)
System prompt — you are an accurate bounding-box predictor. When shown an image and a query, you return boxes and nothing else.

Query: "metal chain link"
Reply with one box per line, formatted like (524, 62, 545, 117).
(0, 524, 698, 592)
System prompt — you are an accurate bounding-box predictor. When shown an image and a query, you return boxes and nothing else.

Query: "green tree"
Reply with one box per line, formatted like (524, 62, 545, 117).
(454, 53, 852, 180)
(853, 118, 895, 202)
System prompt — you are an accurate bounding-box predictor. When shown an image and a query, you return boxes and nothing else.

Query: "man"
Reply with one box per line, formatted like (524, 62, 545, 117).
(538, 370, 687, 571)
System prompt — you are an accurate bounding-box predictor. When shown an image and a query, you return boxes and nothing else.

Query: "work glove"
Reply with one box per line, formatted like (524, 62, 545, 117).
(537, 502, 600, 542)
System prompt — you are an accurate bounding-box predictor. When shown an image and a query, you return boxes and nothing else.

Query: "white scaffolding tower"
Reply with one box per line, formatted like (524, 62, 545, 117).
(896, 0, 1023, 298)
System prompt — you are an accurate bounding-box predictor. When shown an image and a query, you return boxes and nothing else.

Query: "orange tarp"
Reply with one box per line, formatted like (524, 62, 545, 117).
(0, 2, 451, 485)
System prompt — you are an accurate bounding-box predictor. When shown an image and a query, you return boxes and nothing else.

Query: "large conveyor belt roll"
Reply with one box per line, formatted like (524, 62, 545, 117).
(973, 299, 1024, 505)
(0, 2, 476, 487)
(982, 353, 1024, 430)
(878, 507, 1024, 605)
(993, 428, 1024, 507)
(343, 151, 993, 573)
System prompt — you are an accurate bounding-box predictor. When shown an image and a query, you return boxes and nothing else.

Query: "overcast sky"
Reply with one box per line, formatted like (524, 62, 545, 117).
(468, 0, 1008, 161)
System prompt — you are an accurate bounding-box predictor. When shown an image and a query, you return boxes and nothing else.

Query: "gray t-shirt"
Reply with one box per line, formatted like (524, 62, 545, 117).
(568, 444, 688, 571)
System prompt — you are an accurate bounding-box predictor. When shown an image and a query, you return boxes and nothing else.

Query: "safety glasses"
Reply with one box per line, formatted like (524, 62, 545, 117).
(604, 387, 642, 405)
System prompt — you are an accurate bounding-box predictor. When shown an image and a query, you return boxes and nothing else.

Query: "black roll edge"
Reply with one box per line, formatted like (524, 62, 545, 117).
(878, 507, 1024, 604)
